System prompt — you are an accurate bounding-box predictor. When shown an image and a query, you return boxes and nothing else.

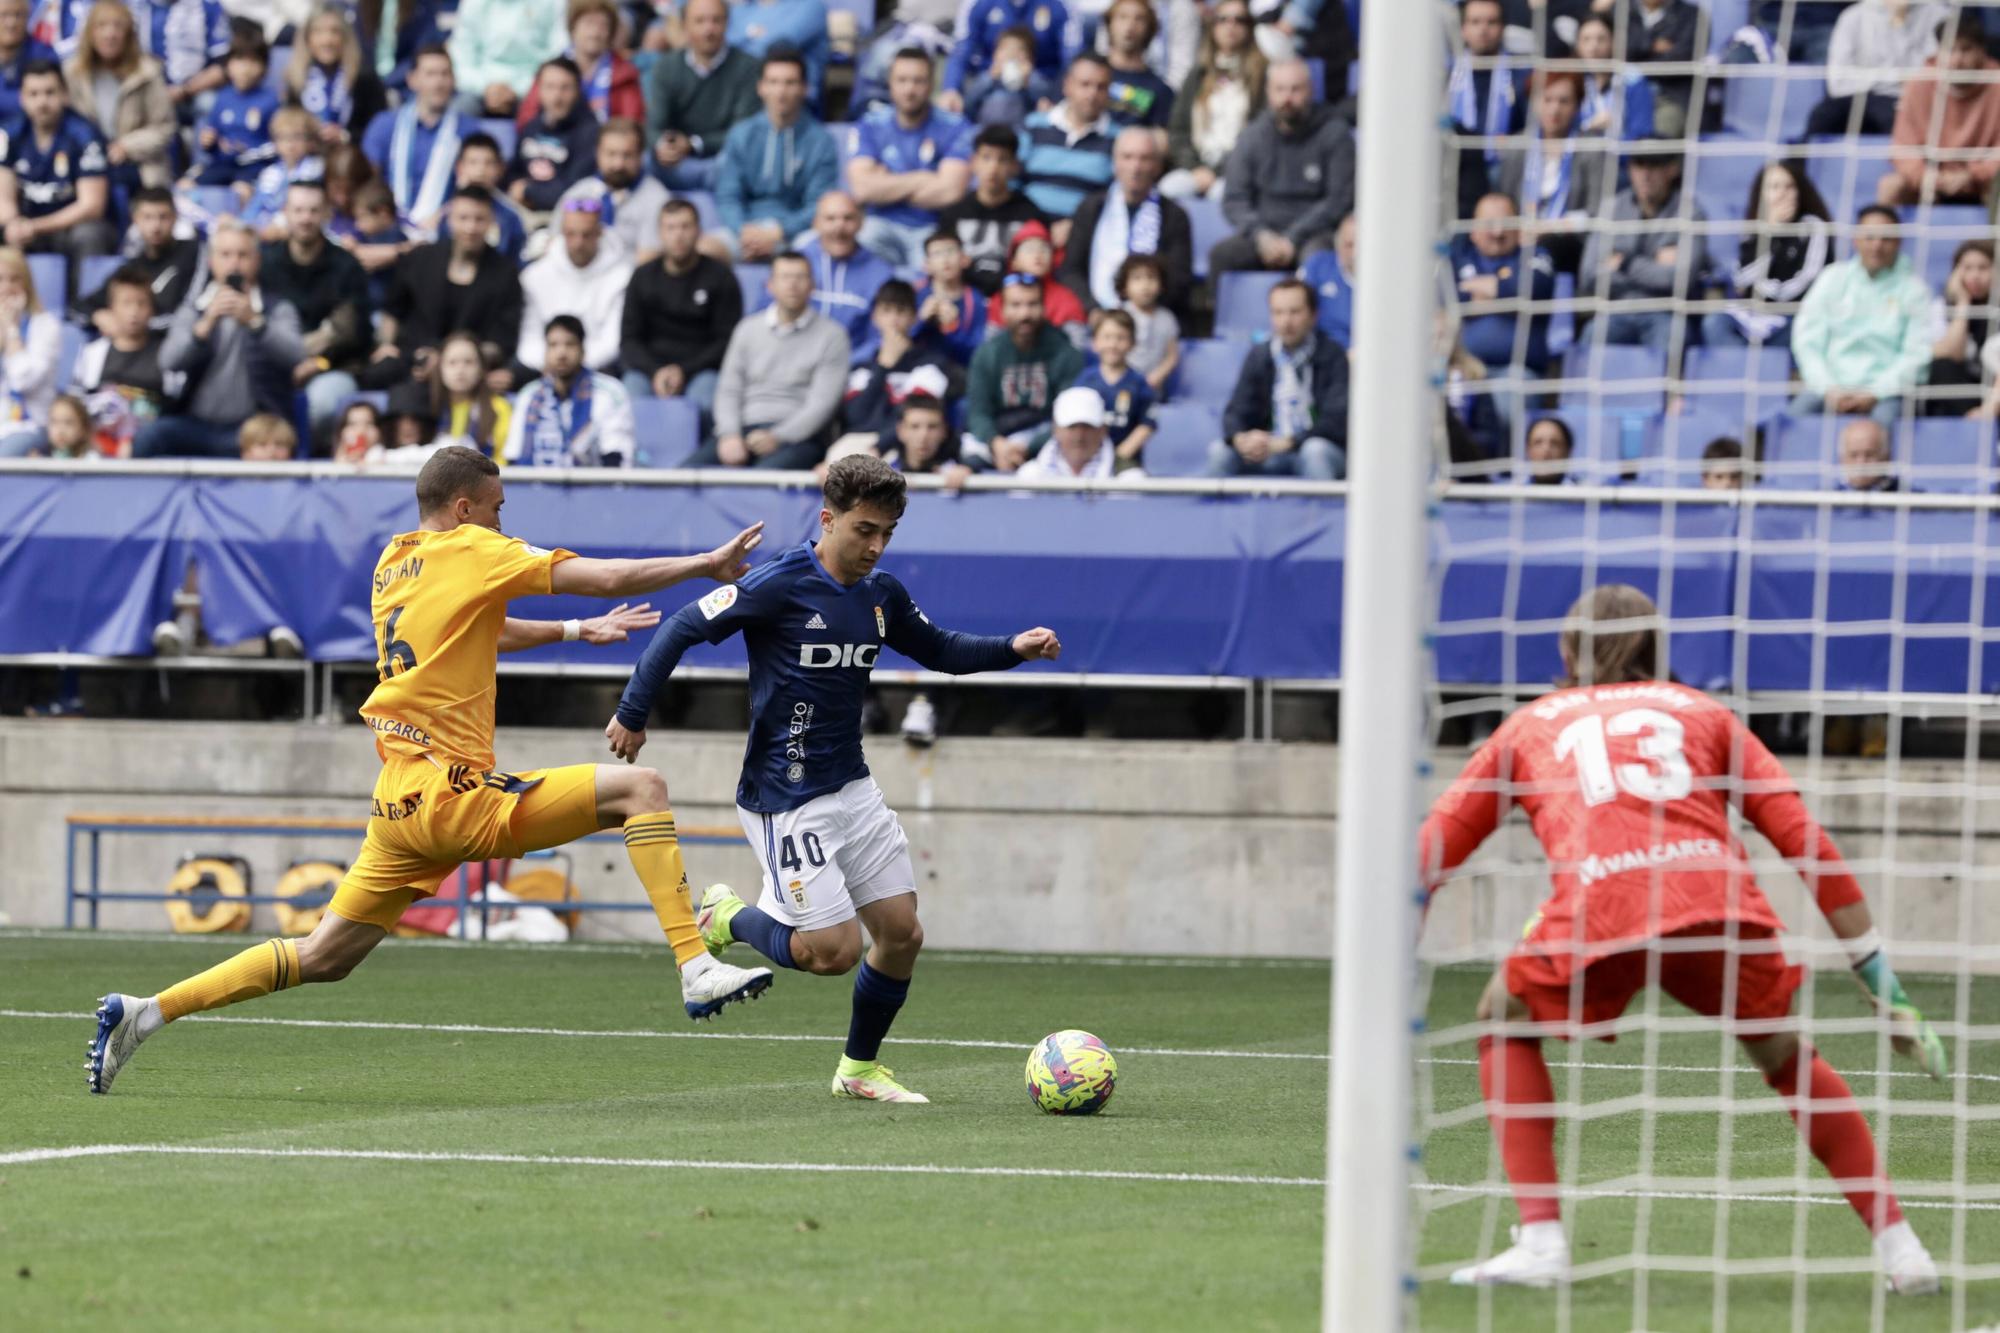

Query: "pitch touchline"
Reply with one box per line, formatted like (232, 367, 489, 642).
(3, 1009, 1992, 1083)
(1, 1146, 1991, 1214)
(0, 1144, 1321, 1187)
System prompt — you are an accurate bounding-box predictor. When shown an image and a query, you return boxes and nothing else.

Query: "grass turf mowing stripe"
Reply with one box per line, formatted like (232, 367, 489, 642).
(3, 1008, 1991, 1082)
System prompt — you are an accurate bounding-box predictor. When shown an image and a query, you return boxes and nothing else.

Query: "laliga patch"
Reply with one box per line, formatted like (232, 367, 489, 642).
(522, 542, 551, 556)
(874, 605, 886, 637)
(700, 584, 739, 620)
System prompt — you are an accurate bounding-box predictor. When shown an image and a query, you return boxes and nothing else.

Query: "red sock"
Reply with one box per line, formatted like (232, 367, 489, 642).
(1478, 1034, 1561, 1224)
(1764, 1048, 1904, 1234)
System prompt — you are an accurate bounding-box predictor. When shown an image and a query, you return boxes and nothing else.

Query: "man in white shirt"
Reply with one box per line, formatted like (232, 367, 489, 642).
(1018, 385, 1128, 479)
(516, 196, 633, 374)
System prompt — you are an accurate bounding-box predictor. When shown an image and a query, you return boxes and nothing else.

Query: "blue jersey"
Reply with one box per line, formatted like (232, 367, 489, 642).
(1074, 363, 1155, 448)
(850, 105, 972, 229)
(616, 542, 1021, 813)
(200, 85, 280, 183)
(0, 110, 106, 217)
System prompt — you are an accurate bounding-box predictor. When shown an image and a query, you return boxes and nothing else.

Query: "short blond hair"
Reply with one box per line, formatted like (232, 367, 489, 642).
(238, 412, 298, 459)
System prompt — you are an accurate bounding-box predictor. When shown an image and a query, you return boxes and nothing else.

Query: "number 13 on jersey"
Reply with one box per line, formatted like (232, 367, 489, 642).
(1553, 708, 1692, 806)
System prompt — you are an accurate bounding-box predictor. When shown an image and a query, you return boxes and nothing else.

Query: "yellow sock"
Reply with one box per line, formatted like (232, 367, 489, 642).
(624, 811, 705, 967)
(157, 938, 301, 1023)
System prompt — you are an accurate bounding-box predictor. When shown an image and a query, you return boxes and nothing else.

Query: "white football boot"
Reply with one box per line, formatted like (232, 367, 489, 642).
(1876, 1220, 1941, 1296)
(86, 993, 159, 1094)
(679, 955, 773, 1021)
(1449, 1222, 1569, 1289)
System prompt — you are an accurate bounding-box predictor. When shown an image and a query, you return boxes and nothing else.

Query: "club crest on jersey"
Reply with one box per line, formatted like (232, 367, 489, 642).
(786, 762, 805, 783)
(874, 605, 886, 637)
(699, 585, 739, 619)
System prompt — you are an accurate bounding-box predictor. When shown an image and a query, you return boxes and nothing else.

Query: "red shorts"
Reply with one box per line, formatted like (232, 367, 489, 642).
(1506, 924, 1801, 1041)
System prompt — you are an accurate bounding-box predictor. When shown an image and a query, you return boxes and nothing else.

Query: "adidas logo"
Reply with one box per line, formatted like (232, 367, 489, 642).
(805, 614, 827, 629)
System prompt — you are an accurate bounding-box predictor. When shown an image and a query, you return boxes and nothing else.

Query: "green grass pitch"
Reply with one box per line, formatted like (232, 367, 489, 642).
(0, 932, 1993, 1331)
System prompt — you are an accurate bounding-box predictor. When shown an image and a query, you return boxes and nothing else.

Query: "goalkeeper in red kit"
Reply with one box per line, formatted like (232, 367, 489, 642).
(1422, 584, 1946, 1293)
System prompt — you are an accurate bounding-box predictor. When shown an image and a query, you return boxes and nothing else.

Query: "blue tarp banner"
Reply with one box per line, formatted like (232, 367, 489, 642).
(5, 473, 1998, 691)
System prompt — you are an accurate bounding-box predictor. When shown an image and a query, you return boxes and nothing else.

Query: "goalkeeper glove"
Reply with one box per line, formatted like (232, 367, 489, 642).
(1849, 933, 1949, 1081)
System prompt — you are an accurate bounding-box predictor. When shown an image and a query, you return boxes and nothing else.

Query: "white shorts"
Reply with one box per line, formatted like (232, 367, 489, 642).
(734, 777, 915, 932)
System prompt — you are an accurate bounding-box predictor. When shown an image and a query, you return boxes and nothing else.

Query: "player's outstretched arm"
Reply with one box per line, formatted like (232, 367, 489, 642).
(551, 522, 765, 599)
(498, 603, 663, 653)
(1732, 722, 1949, 1079)
(882, 577, 1059, 675)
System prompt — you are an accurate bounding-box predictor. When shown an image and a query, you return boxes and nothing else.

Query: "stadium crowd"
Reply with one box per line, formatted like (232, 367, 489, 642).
(0, 0, 1357, 480)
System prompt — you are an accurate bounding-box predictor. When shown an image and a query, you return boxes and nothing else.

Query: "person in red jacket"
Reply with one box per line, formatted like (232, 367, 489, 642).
(516, 0, 643, 130)
(1421, 583, 1945, 1293)
(986, 219, 1085, 337)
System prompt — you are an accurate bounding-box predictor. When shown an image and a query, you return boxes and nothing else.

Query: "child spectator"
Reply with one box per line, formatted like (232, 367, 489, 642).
(431, 330, 511, 455)
(242, 106, 324, 237)
(915, 229, 986, 369)
(1075, 306, 1155, 470)
(320, 141, 373, 239)
(73, 262, 180, 455)
(344, 180, 407, 309)
(236, 409, 297, 460)
(987, 220, 1084, 338)
(1115, 253, 1178, 395)
(841, 279, 960, 443)
(879, 392, 971, 486)
(284, 3, 388, 149)
(332, 396, 381, 462)
(505, 56, 597, 214)
(1701, 436, 1747, 490)
(0, 242, 62, 454)
(37, 389, 87, 455)
(944, 0, 1070, 101)
(191, 26, 276, 188)
(960, 27, 1055, 128)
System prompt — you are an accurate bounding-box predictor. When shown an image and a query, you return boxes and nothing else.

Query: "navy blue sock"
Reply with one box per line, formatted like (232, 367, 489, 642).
(844, 961, 910, 1062)
(727, 904, 797, 969)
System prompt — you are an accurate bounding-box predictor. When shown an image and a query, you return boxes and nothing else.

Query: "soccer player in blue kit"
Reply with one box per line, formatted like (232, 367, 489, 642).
(604, 455, 1061, 1102)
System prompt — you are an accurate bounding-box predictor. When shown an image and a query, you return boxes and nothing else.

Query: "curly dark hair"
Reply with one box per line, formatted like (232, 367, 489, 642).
(823, 454, 909, 518)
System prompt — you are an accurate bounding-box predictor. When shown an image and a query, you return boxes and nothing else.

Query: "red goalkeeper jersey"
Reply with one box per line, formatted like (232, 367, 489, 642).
(1419, 681, 1863, 963)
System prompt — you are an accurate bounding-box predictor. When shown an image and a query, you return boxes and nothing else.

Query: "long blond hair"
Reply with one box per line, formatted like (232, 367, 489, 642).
(1557, 584, 1665, 688)
(71, 0, 142, 81)
(286, 3, 363, 101)
(1192, 0, 1266, 112)
(0, 246, 45, 315)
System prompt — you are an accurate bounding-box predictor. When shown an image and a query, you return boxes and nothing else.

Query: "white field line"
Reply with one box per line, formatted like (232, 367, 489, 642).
(0, 1145, 1993, 1216)
(4, 1008, 1994, 1083)
(0, 1143, 1320, 1187)
(0, 929, 1328, 970)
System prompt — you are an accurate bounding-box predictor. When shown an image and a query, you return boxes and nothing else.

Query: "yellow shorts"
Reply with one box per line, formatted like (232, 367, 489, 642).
(327, 756, 602, 931)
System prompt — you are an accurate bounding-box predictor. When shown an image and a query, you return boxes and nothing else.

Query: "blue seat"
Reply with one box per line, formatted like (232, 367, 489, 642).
(1720, 66, 1817, 142)
(1559, 342, 1665, 413)
(1762, 412, 1857, 489)
(1545, 270, 1575, 360)
(1907, 417, 1993, 494)
(680, 189, 721, 234)
(26, 253, 63, 308)
(1145, 402, 1220, 477)
(827, 121, 856, 188)
(264, 48, 290, 99)
(1185, 194, 1229, 280)
(187, 185, 242, 222)
(77, 253, 121, 306)
(1213, 271, 1282, 340)
(734, 263, 772, 313)
(1682, 343, 1792, 418)
(476, 117, 517, 161)
(55, 321, 83, 388)
(1685, 140, 1766, 234)
(1804, 136, 1893, 218)
(1305, 57, 1324, 101)
(1173, 338, 1246, 405)
(630, 395, 702, 468)
(1706, 0, 1751, 56)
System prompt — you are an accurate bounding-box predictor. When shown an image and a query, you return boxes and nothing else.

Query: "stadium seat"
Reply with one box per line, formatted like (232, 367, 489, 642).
(1646, 408, 1746, 486)
(1184, 195, 1229, 280)
(55, 321, 83, 389)
(1173, 338, 1247, 405)
(1705, 0, 1751, 55)
(1559, 342, 1665, 414)
(1686, 139, 1767, 233)
(1213, 271, 1282, 340)
(1762, 412, 1853, 488)
(26, 253, 63, 309)
(1907, 417, 1994, 494)
(1545, 270, 1575, 360)
(1145, 402, 1220, 477)
(1305, 58, 1324, 101)
(828, 122, 856, 189)
(1682, 344, 1792, 419)
(679, 189, 721, 234)
(629, 395, 701, 468)
(77, 254, 120, 306)
(265, 48, 290, 99)
(1803, 136, 1893, 218)
(477, 117, 518, 161)
(187, 185, 242, 221)
(735, 263, 772, 313)
(1720, 66, 1817, 142)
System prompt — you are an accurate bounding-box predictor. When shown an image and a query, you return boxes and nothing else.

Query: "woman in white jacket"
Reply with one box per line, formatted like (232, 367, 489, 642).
(0, 246, 64, 456)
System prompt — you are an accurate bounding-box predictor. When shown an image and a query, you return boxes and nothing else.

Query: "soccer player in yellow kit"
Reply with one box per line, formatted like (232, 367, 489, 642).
(88, 447, 775, 1093)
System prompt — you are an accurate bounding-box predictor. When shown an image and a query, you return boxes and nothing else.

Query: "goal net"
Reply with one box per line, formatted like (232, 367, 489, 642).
(1337, 2, 2000, 1328)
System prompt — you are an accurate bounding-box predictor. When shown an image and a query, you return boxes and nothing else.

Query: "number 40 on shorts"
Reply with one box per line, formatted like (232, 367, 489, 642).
(778, 833, 827, 873)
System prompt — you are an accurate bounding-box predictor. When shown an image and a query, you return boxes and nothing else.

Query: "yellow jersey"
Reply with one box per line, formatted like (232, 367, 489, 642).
(358, 523, 576, 770)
